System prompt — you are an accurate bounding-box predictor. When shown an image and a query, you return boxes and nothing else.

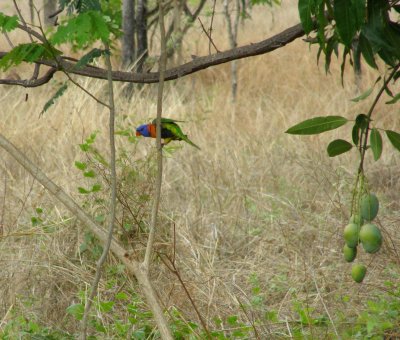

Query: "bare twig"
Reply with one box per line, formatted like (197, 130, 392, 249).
(208, 0, 217, 54)
(143, 0, 168, 272)
(0, 67, 56, 87)
(198, 18, 220, 53)
(159, 225, 212, 338)
(81, 45, 117, 340)
(13, 0, 34, 43)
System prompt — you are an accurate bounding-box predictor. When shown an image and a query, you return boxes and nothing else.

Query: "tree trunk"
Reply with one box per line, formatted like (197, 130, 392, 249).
(136, 0, 148, 72)
(224, 0, 241, 103)
(122, 0, 136, 69)
(29, 0, 34, 24)
(43, 0, 57, 26)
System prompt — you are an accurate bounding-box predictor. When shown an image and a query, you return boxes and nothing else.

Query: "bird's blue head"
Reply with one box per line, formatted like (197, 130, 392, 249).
(136, 124, 150, 137)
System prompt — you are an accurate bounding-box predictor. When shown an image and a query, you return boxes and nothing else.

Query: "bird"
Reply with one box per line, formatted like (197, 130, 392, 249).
(135, 118, 201, 150)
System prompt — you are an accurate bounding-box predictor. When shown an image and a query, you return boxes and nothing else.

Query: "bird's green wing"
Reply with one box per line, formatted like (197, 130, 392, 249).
(164, 122, 201, 150)
(151, 118, 186, 125)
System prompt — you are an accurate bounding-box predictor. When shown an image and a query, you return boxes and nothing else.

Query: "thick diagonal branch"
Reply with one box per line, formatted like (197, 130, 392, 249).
(0, 22, 308, 86)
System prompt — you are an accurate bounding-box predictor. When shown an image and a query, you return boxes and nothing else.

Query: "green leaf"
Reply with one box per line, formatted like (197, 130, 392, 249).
(75, 161, 87, 170)
(351, 87, 373, 102)
(298, 0, 315, 34)
(79, 143, 90, 152)
(285, 116, 348, 135)
(0, 43, 62, 71)
(358, 33, 378, 69)
(370, 128, 382, 161)
(386, 93, 400, 104)
(51, 11, 111, 48)
(352, 0, 366, 28)
(84, 170, 96, 178)
(66, 303, 84, 320)
(99, 301, 114, 313)
(78, 187, 91, 194)
(92, 184, 101, 192)
(73, 48, 107, 69)
(386, 130, 400, 152)
(327, 139, 353, 157)
(35, 207, 43, 214)
(352, 124, 360, 146)
(40, 83, 68, 116)
(334, 0, 357, 47)
(0, 13, 18, 33)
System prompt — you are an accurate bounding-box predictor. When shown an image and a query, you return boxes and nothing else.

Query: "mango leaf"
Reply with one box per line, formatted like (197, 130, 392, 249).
(351, 87, 373, 102)
(334, 0, 357, 47)
(358, 33, 378, 69)
(370, 128, 382, 161)
(327, 139, 353, 157)
(286, 116, 348, 135)
(352, 124, 360, 146)
(386, 130, 400, 152)
(298, 0, 315, 34)
(0, 13, 18, 33)
(386, 93, 400, 104)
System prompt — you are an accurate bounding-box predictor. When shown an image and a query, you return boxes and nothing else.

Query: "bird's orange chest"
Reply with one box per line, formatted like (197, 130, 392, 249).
(148, 124, 157, 138)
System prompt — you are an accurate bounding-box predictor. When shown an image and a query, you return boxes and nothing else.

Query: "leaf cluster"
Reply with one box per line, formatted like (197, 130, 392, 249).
(286, 115, 400, 159)
(298, 0, 400, 73)
(0, 13, 18, 33)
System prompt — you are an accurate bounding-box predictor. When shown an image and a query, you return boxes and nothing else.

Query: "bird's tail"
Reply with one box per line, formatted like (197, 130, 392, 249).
(184, 135, 201, 150)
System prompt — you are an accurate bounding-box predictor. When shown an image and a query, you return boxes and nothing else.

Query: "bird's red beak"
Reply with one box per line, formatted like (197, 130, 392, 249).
(136, 131, 141, 137)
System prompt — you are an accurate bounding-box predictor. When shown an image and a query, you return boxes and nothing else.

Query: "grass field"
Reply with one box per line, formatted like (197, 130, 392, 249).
(1, 0, 400, 338)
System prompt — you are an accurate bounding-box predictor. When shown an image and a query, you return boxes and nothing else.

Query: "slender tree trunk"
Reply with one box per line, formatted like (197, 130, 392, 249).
(43, 0, 57, 26)
(29, 0, 34, 24)
(172, 0, 183, 65)
(122, 0, 136, 69)
(224, 0, 241, 103)
(136, 0, 148, 72)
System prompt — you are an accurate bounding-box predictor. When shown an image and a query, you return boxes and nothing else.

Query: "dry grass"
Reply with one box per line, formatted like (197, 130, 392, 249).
(1, 0, 400, 338)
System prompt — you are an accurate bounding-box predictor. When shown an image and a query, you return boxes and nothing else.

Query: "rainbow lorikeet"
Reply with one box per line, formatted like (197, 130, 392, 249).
(135, 118, 200, 149)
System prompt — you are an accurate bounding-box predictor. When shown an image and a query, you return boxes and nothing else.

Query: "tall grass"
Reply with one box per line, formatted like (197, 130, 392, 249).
(1, 0, 400, 337)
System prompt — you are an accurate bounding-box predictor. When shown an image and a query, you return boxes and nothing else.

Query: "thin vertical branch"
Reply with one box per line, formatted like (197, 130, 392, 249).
(208, 0, 217, 55)
(13, 0, 34, 43)
(81, 45, 117, 340)
(143, 0, 167, 271)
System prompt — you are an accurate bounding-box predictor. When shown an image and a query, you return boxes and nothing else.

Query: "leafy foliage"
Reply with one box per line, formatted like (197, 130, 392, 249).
(0, 43, 62, 71)
(299, 0, 400, 73)
(40, 83, 68, 116)
(51, 11, 120, 49)
(285, 116, 348, 135)
(73, 48, 108, 69)
(59, 0, 102, 14)
(0, 13, 18, 33)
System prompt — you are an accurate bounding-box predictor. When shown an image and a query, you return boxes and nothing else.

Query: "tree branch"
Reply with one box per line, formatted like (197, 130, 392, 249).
(81, 44, 117, 340)
(0, 21, 308, 86)
(143, 0, 168, 273)
(0, 67, 56, 87)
